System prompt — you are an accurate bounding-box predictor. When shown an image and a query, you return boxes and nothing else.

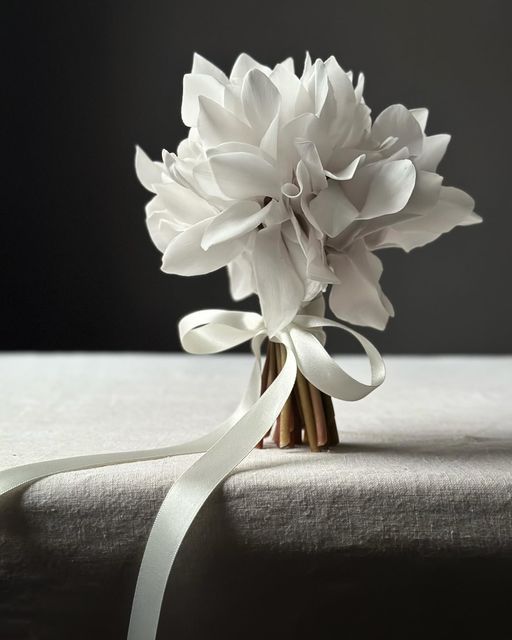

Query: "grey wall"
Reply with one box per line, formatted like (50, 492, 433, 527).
(2, 0, 511, 352)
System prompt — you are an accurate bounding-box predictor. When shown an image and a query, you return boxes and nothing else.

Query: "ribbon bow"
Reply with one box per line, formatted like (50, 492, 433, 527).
(0, 308, 385, 640)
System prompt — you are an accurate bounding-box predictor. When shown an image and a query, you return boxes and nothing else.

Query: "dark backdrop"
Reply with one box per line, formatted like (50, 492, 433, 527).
(2, 0, 511, 353)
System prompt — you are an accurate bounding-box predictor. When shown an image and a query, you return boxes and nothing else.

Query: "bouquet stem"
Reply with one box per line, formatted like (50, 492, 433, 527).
(257, 340, 339, 451)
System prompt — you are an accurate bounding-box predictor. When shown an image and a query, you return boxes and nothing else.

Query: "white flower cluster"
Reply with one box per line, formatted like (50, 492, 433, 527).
(136, 53, 480, 335)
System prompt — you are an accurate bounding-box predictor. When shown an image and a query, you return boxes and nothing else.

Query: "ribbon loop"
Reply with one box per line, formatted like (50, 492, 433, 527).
(179, 309, 264, 354)
(285, 314, 386, 401)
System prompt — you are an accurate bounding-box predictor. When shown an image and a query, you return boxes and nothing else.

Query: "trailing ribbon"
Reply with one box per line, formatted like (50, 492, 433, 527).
(0, 309, 385, 640)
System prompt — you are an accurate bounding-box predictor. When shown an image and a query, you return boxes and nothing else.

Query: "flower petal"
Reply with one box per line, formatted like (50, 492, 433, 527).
(147, 211, 179, 252)
(202, 200, 266, 249)
(302, 51, 312, 78)
(359, 159, 416, 218)
(305, 230, 339, 284)
(191, 53, 228, 85)
(295, 140, 328, 193)
(209, 152, 280, 200)
(227, 251, 256, 300)
(253, 225, 305, 335)
(278, 57, 295, 74)
(309, 181, 359, 237)
(192, 161, 229, 201)
(162, 218, 243, 276)
(324, 56, 357, 110)
(230, 53, 270, 80)
(410, 107, 429, 132)
(153, 181, 216, 224)
(181, 73, 225, 127)
(325, 150, 365, 180)
(372, 104, 424, 156)
(404, 170, 443, 213)
(135, 146, 164, 193)
(365, 186, 481, 252)
(145, 196, 182, 252)
(260, 113, 280, 160)
(415, 134, 451, 171)
(329, 241, 394, 330)
(197, 96, 256, 148)
(269, 63, 301, 122)
(265, 198, 290, 225)
(241, 68, 281, 135)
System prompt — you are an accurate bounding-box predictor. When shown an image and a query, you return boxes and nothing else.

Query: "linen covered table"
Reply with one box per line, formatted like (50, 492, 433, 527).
(1, 354, 511, 639)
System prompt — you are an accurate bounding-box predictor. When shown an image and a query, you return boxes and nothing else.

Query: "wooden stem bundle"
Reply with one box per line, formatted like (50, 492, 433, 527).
(257, 340, 339, 451)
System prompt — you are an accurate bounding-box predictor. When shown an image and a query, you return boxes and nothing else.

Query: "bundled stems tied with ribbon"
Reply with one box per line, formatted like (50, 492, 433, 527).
(0, 302, 385, 640)
(258, 340, 339, 450)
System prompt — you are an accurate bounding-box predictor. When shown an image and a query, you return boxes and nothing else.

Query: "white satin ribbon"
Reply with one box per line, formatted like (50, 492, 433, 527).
(0, 309, 385, 640)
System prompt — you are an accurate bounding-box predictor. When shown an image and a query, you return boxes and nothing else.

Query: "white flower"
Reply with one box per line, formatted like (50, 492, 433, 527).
(136, 53, 481, 335)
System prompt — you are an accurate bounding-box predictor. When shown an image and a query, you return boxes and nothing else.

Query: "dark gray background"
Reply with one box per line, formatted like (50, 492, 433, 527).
(2, 0, 511, 352)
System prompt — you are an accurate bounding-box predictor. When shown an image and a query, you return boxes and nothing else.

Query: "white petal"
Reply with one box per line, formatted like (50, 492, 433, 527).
(145, 196, 183, 252)
(202, 200, 266, 249)
(294, 81, 315, 116)
(241, 69, 281, 134)
(410, 107, 429, 132)
(415, 134, 451, 171)
(329, 242, 394, 330)
(295, 140, 328, 193)
(365, 186, 481, 252)
(302, 51, 312, 79)
(191, 53, 228, 85)
(277, 113, 316, 173)
(296, 160, 312, 202)
(147, 210, 179, 252)
(260, 113, 280, 160)
(325, 150, 365, 180)
(153, 181, 216, 224)
(324, 56, 357, 110)
(206, 141, 271, 159)
(230, 53, 270, 80)
(278, 56, 295, 74)
(360, 159, 417, 218)
(309, 181, 359, 237)
(162, 218, 243, 276)
(405, 170, 443, 213)
(307, 60, 329, 116)
(372, 104, 424, 156)
(192, 161, 229, 201)
(269, 63, 302, 122)
(209, 152, 279, 200)
(227, 251, 256, 300)
(135, 146, 164, 192)
(265, 198, 290, 225)
(354, 72, 365, 102)
(181, 73, 225, 127)
(352, 210, 422, 245)
(197, 96, 256, 148)
(303, 294, 326, 317)
(305, 230, 339, 283)
(253, 226, 305, 336)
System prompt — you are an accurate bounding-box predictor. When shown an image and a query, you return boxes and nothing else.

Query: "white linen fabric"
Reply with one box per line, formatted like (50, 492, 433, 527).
(1, 354, 512, 639)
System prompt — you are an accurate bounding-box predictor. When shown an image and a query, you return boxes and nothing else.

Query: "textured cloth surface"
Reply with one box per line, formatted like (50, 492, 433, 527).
(1, 354, 512, 639)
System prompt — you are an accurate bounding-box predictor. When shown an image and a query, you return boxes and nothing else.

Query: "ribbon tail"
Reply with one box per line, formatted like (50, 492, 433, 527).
(0, 427, 233, 499)
(127, 339, 297, 640)
(0, 340, 263, 500)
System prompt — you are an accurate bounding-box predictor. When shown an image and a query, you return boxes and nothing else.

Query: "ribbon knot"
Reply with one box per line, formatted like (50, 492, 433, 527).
(179, 308, 385, 401)
(0, 307, 385, 640)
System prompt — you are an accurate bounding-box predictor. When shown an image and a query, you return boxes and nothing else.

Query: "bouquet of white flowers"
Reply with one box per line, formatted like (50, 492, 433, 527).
(0, 53, 481, 640)
(136, 52, 480, 450)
